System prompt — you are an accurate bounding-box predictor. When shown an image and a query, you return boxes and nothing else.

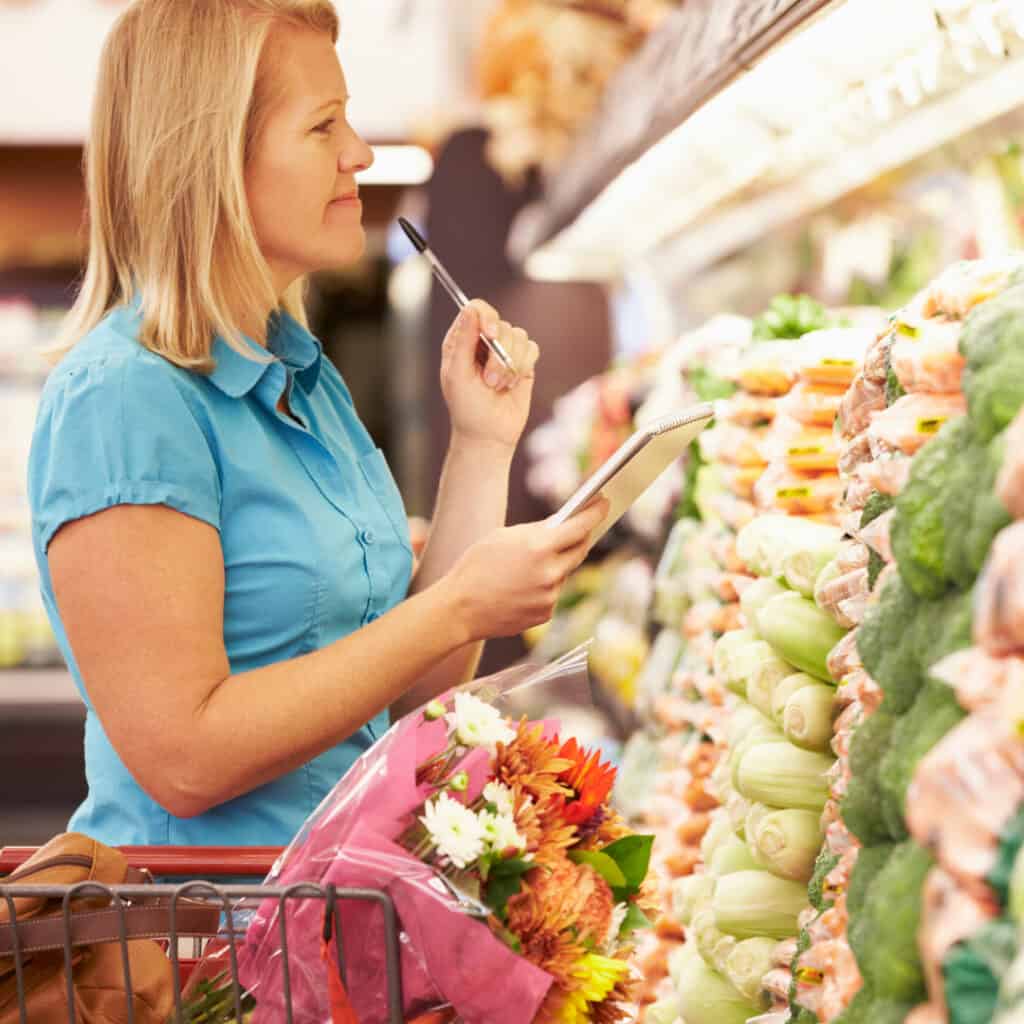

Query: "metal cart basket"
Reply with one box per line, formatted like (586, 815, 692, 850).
(0, 845, 422, 1024)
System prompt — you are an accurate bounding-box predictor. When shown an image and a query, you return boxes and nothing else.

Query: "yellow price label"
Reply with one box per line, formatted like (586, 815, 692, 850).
(916, 417, 946, 435)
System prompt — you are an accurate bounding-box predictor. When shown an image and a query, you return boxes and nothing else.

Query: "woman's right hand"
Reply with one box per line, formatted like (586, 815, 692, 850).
(445, 498, 610, 642)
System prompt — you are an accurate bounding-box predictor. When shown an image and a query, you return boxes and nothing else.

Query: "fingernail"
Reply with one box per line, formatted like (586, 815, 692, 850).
(485, 368, 501, 388)
(486, 321, 499, 338)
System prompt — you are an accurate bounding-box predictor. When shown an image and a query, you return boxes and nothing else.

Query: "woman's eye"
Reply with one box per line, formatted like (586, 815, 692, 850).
(313, 119, 335, 134)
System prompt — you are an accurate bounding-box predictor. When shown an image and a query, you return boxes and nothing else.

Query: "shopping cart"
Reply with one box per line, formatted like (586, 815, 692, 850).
(0, 844, 430, 1024)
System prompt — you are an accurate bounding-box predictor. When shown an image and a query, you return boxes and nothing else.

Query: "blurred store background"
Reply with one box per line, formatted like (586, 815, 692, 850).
(5, 0, 1024, 847)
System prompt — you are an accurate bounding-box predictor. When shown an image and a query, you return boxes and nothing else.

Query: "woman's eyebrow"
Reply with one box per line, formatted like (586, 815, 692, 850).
(311, 96, 348, 114)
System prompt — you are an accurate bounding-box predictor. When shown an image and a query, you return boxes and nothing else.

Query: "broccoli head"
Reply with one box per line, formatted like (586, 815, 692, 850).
(877, 680, 966, 840)
(960, 282, 1024, 441)
(842, 711, 902, 844)
(858, 574, 925, 714)
(832, 988, 913, 1024)
(847, 840, 933, 1003)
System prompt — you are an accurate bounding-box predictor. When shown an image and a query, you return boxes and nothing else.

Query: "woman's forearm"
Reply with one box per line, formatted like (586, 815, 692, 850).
(397, 438, 513, 714)
(172, 579, 469, 816)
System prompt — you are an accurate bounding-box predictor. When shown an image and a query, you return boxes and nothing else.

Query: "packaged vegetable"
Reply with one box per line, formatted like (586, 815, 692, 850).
(890, 317, 965, 393)
(863, 326, 896, 383)
(712, 869, 811, 939)
(754, 464, 844, 516)
(837, 373, 887, 439)
(717, 393, 780, 427)
(736, 342, 800, 396)
(861, 454, 913, 497)
(754, 590, 847, 681)
(838, 432, 872, 476)
(763, 424, 841, 473)
(795, 328, 873, 388)
(919, 255, 1023, 319)
(720, 463, 765, 501)
(974, 522, 1024, 656)
(817, 568, 869, 630)
(700, 421, 771, 468)
(780, 382, 847, 428)
(867, 392, 967, 458)
(996, 407, 1024, 519)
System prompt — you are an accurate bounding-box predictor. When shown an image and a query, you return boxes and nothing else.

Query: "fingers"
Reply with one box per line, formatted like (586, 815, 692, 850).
(463, 299, 538, 392)
(547, 496, 610, 551)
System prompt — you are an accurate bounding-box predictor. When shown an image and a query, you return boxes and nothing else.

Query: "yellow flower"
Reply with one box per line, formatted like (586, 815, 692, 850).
(554, 954, 630, 1024)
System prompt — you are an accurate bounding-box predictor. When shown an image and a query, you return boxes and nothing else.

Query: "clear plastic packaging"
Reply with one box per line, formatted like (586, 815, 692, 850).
(778, 383, 846, 429)
(974, 523, 1024, 656)
(716, 393, 779, 427)
(862, 326, 895, 384)
(867, 392, 967, 458)
(753, 463, 844, 516)
(206, 647, 651, 1024)
(837, 432, 872, 477)
(997, 408, 1024, 519)
(795, 328, 873, 388)
(761, 418, 841, 473)
(836, 373, 886, 440)
(699, 421, 770, 468)
(860, 453, 913, 497)
(890, 318, 965, 394)
(735, 343, 800, 396)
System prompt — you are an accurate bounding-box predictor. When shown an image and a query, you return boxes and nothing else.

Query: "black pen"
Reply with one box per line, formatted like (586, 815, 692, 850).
(397, 217, 516, 374)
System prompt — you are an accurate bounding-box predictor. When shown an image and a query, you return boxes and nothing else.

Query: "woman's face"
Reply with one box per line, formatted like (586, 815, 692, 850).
(246, 25, 374, 295)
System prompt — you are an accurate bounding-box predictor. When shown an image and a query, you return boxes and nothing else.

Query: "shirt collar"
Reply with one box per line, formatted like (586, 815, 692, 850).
(209, 309, 323, 399)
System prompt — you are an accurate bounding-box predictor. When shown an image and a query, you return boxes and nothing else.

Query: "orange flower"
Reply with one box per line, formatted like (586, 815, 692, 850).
(512, 786, 578, 867)
(493, 721, 574, 807)
(553, 738, 617, 826)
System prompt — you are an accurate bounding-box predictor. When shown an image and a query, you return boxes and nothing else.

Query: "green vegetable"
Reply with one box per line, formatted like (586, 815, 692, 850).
(692, 906, 738, 974)
(644, 994, 683, 1024)
(787, 927, 813, 1018)
(861, 491, 896, 529)
(857, 574, 924, 714)
(781, 525, 845, 598)
(750, 808, 823, 882)
(832, 985, 913, 1024)
(876, 679, 966, 839)
(867, 547, 886, 590)
(847, 840, 932, 1003)
(674, 438, 705, 523)
(846, 844, 895, 919)
(741, 577, 789, 625)
(729, 719, 786, 790)
(735, 741, 832, 812)
(808, 848, 840, 912)
(885, 348, 907, 405)
(726, 703, 777, 749)
(772, 673, 819, 724)
(710, 835, 763, 877)
(702, 811, 740, 864)
(753, 294, 831, 341)
(988, 806, 1024, 913)
(674, 946, 761, 1024)
(782, 682, 837, 751)
(691, 367, 737, 403)
(944, 918, 1018, 1024)
(725, 936, 779, 1003)
(842, 712, 901, 845)
(755, 591, 848, 681)
(728, 642, 795, 716)
(960, 282, 1024, 441)
(712, 869, 809, 940)
(671, 873, 716, 926)
(893, 416, 1011, 597)
(713, 629, 761, 693)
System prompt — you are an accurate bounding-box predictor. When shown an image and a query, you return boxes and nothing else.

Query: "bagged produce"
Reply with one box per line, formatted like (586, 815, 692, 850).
(780, 382, 847, 428)
(837, 372, 886, 438)
(754, 465, 844, 516)
(920, 255, 1024, 319)
(838, 432, 872, 475)
(796, 329, 873, 389)
(863, 327, 895, 384)
(736, 342, 800, 396)
(974, 522, 1024, 655)
(996, 407, 1024, 519)
(890, 318, 965, 394)
(717, 393, 779, 427)
(867, 392, 967, 458)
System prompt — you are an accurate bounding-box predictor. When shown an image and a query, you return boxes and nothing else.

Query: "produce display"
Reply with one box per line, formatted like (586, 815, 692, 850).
(527, 256, 1024, 1024)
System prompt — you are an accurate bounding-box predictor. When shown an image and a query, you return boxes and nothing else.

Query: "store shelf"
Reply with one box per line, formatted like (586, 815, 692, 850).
(509, 0, 833, 259)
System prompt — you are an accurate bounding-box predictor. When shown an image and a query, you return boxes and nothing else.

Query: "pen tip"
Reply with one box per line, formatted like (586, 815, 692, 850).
(397, 217, 427, 253)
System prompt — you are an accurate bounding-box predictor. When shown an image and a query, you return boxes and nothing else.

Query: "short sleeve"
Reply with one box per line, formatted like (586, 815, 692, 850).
(29, 355, 222, 553)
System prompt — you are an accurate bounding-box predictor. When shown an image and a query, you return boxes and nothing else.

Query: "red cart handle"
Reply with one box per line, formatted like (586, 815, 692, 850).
(0, 845, 284, 877)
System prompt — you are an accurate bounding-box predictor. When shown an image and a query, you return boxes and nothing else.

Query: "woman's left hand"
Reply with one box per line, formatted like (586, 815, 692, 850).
(440, 299, 539, 453)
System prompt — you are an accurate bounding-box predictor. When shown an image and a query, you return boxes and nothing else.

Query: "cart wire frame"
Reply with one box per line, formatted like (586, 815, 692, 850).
(0, 880, 406, 1024)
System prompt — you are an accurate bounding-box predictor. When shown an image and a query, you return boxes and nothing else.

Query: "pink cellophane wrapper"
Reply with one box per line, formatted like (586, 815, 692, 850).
(235, 646, 593, 1024)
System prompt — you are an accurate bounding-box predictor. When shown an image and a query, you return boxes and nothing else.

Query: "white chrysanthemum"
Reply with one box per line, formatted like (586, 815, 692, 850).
(482, 781, 516, 817)
(420, 792, 485, 869)
(479, 810, 526, 855)
(445, 693, 516, 754)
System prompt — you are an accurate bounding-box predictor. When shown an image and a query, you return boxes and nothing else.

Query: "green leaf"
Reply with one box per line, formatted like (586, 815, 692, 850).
(619, 902, 652, 939)
(483, 857, 533, 921)
(569, 849, 628, 889)
(601, 834, 655, 892)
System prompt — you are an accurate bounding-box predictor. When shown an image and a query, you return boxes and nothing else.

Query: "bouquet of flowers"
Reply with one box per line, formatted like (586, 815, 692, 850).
(185, 647, 656, 1024)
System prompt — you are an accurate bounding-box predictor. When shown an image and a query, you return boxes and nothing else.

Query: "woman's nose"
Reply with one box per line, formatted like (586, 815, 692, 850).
(340, 129, 374, 175)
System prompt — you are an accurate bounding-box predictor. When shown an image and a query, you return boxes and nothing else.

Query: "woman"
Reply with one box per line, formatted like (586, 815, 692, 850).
(27, 0, 606, 849)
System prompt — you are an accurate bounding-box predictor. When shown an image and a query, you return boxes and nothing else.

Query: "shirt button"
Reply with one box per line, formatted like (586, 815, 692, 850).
(361, 528, 376, 546)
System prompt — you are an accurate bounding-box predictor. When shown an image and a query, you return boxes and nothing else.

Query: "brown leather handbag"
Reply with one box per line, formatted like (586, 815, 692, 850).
(0, 832, 219, 1024)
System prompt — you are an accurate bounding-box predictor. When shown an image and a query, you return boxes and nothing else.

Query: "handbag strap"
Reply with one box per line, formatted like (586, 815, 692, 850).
(0, 900, 222, 956)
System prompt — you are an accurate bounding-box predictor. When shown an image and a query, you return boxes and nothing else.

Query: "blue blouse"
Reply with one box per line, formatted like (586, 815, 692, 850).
(28, 299, 413, 847)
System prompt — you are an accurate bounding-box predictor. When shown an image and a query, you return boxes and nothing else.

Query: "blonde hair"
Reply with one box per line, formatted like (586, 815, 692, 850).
(52, 0, 340, 371)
